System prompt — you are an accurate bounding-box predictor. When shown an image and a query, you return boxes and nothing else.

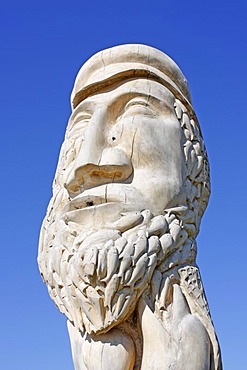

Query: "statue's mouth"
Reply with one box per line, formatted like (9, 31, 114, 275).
(65, 194, 108, 212)
(63, 183, 129, 212)
(62, 184, 133, 226)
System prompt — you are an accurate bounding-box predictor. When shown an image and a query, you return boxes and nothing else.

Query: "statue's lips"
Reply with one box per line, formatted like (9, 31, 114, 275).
(62, 185, 136, 227)
(63, 186, 127, 213)
(64, 194, 110, 213)
(63, 201, 131, 228)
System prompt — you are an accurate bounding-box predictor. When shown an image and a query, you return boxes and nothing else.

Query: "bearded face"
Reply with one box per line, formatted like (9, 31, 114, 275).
(38, 78, 209, 336)
(37, 44, 223, 370)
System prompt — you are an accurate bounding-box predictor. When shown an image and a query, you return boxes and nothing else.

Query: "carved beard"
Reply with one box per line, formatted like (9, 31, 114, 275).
(39, 203, 198, 335)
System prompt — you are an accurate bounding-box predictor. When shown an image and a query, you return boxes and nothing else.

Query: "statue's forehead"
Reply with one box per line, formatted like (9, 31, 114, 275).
(71, 78, 175, 113)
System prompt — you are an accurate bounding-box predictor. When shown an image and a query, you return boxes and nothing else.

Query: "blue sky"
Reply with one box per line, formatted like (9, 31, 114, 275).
(1, 1, 246, 369)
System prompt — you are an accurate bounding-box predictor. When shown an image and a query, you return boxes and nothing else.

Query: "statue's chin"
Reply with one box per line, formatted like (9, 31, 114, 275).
(61, 208, 157, 335)
(42, 202, 197, 336)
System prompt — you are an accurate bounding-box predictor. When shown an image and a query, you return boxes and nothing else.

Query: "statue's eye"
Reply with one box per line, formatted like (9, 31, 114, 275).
(73, 112, 92, 125)
(123, 99, 155, 117)
(67, 113, 91, 138)
(125, 99, 148, 109)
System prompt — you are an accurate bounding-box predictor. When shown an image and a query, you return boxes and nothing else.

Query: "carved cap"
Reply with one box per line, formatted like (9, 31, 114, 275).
(71, 44, 195, 119)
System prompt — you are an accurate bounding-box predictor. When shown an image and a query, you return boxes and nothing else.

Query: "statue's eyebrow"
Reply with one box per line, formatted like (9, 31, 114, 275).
(70, 100, 94, 122)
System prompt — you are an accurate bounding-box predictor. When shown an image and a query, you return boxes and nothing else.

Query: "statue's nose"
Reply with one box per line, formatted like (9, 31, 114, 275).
(65, 149, 133, 197)
(64, 109, 133, 197)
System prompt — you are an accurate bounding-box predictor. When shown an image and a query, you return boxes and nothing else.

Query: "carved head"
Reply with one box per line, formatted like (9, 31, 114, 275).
(51, 44, 209, 227)
(38, 45, 210, 334)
